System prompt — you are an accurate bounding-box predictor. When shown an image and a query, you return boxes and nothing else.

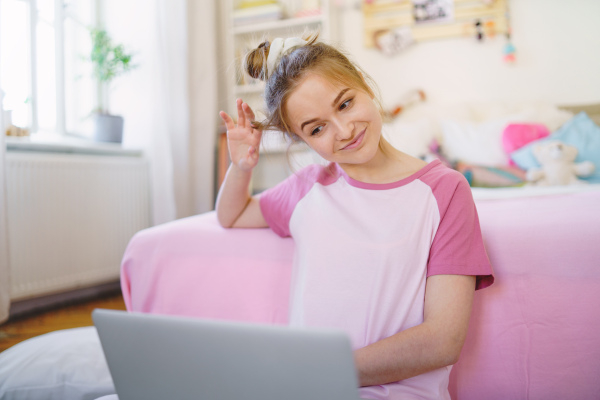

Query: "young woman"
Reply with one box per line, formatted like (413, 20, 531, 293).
(217, 35, 494, 400)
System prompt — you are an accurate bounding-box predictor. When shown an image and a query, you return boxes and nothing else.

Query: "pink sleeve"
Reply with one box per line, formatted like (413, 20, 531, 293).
(259, 164, 325, 238)
(425, 170, 494, 290)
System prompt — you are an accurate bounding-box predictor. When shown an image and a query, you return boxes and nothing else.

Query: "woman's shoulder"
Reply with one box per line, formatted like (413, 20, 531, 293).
(420, 160, 471, 194)
(426, 159, 467, 181)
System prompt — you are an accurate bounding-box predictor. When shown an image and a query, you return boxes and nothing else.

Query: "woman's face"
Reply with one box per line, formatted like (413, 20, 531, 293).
(284, 73, 383, 167)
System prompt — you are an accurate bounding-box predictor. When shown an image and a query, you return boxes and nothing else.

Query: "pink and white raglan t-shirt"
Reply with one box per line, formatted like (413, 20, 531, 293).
(259, 159, 494, 400)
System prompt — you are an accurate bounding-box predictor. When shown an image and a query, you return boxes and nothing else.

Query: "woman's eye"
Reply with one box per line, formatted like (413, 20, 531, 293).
(311, 126, 323, 136)
(339, 98, 352, 110)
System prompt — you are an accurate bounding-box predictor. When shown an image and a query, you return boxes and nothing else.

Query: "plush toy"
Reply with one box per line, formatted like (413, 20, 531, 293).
(526, 140, 595, 186)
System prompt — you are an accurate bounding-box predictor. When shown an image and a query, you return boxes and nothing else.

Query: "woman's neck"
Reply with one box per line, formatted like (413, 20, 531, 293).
(338, 138, 427, 184)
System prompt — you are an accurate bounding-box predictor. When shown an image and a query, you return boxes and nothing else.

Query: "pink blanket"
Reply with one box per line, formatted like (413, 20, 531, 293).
(121, 190, 600, 399)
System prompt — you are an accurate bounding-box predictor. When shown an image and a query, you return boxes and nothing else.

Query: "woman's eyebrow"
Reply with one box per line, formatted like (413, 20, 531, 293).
(301, 118, 318, 131)
(300, 88, 351, 131)
(331, 88, 350, 107)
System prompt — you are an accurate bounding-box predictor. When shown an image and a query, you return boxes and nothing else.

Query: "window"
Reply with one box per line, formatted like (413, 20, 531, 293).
(1, 0, 98, 138)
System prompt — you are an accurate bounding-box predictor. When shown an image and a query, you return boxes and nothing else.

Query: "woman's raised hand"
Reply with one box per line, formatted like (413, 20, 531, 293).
(219, 99, 262, 172)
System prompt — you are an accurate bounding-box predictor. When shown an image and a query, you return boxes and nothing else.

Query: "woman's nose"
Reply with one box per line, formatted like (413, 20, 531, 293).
(332, 118, 353, 140)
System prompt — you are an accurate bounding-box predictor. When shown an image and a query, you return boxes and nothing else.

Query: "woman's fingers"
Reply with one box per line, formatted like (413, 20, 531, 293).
(223, 99, 261, 136)
(242, 102, 256, 128)
(219, 111, 235, 131)
(236, 98, 246, 128)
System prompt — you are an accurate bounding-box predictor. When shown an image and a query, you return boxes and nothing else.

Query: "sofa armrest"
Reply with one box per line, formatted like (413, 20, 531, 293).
(120, 212, 294, 324)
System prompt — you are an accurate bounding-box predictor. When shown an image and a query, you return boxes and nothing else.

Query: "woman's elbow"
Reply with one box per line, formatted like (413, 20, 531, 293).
(216, 212, 235, 229)
(441, 336, 467, 366)
(445, 348, 462, 367)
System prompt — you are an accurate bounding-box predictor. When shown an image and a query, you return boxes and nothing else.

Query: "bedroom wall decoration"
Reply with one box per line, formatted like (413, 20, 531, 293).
(362, 0, 509, 48)
(502, 4, 516, 63)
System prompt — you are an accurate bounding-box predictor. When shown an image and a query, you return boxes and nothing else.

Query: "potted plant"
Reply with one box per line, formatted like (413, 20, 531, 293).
(90, 28, 136, 143)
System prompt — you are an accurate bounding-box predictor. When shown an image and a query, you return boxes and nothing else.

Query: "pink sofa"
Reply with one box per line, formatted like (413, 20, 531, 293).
(122, 188, 600, 399)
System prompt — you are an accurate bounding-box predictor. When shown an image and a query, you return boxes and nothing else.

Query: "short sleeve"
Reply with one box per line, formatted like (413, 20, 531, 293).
(259, 164, 326, 238)
(426, 170, 494, 290)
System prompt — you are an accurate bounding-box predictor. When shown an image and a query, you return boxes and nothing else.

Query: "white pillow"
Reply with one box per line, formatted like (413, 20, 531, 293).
(383, 118, 435, 158)
(0, 327, 115, 400)
(516, 105, 573, 131)
(441, 117, 515, 166)
(440, 103, 575, 167)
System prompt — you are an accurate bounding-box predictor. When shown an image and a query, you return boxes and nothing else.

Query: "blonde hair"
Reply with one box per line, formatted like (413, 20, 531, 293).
(245, 33, 383, 142)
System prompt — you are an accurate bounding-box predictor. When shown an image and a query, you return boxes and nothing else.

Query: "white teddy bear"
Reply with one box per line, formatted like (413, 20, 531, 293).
(526, 140, 595, 186)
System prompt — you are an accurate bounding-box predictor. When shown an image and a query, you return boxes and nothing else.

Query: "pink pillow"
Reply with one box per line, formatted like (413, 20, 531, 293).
(502, 123, 550, 165)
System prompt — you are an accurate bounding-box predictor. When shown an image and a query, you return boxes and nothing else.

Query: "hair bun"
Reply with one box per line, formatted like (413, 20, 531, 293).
(245, 41, 270, 81)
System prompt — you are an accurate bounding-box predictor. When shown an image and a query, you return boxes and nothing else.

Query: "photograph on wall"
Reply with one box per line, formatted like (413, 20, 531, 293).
(412, 0, 454, 24)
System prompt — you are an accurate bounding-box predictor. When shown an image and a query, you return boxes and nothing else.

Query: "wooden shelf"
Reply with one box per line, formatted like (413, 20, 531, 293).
(363, 0, 509, 47)
(234, 83, 265, 95)
(233, 14, 324, 35)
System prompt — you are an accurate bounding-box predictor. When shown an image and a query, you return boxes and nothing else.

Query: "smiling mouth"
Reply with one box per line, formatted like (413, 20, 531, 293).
(340, 129, 365, 150)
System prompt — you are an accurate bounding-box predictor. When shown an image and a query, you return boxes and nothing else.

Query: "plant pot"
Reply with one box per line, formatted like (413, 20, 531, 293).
(93, 113, 124, 143)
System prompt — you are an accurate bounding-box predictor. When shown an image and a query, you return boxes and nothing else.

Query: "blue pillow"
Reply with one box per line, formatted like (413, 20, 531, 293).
(510, 112, 600, 183)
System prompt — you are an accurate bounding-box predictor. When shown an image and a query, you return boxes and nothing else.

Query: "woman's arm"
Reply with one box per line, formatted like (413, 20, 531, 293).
(216, 165, 267, 228)
(353, 274, 476, 386)
(216, 99, 268, 229)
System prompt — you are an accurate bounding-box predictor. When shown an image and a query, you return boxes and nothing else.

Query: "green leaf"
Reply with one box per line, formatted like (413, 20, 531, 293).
(89, 28, 137, 84)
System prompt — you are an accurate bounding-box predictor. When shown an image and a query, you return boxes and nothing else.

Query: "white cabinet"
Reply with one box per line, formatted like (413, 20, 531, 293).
(220, 0, 331, 192)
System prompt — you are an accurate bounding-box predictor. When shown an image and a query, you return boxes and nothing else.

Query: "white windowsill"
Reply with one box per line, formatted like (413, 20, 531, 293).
(5, 133, 143, 157)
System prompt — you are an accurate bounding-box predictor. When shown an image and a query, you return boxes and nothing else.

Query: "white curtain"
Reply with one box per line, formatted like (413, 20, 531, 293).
(0, 156, 8, 324)
(188, 0, 217, 214)
(154, 0, 192, 221)
(108, 0, 216, 224)
(0, 114, 9, 324)
(0, 8, 10, 322)
(0, 134, 9, 325)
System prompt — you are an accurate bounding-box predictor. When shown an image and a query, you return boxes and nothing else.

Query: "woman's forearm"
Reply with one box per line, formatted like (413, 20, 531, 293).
(215, 163, 254, 228)
(354, 275, 475, 387)
(353, 321, 460, 386)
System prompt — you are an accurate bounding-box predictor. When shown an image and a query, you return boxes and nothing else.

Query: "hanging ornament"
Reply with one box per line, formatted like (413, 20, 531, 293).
(485, 20, 496, 38)
(503, 5, 516, 63)
(503, 34, 516, 63)
(474, 19, 484, 41)
(374, 27, 415, 56)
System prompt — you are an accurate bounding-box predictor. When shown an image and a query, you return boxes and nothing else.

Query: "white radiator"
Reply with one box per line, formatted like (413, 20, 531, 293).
(5, 151, 151, 301)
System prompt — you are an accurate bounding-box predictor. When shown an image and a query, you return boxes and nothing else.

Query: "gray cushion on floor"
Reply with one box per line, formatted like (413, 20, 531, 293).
(0, 326, 115, 400)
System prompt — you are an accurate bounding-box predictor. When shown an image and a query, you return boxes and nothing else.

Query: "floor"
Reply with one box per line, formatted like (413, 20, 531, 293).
(0, 292, 126, 353)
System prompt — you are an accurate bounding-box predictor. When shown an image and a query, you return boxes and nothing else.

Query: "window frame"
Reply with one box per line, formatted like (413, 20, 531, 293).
(1, 0, 100, 136)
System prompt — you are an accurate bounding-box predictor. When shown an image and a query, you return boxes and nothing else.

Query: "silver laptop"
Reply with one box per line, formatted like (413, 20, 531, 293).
(92, 309, 362, 400)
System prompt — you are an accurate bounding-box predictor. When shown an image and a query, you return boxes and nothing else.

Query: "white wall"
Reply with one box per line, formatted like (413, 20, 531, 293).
(334, 0, 600, 107)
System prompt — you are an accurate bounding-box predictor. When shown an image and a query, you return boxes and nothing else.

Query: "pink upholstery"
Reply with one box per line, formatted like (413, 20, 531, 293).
(121, 213, 293, 324)
(121, 190, 600, 399)
(450, 190, 600, 399)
